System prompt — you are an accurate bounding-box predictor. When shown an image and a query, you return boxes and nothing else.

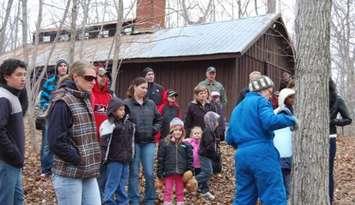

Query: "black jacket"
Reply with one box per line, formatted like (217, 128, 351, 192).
(147, 82, 164, 105)
(124, 98, 162, 144)
(236, 87, 249, 106)
(157, 138, 193, 178)
(211, 101, 225, 141)
(160, 105, 179, 139)
(184, 100, 216, 137)
(199, 127, 218, 160)
(329, 95, 352, 134)
(100, 97, 135, 164)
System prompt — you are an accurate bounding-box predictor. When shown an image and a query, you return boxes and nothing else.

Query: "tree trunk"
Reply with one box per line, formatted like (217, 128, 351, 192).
(291, 0, 332, 204)
(69, 0, 78, 64)
(22, 0, 29, 63)
(0, 0, 14, 53)
(266, 0, 276, 14)
(110, 0, 123, 92)
(78, 0, 91, 59)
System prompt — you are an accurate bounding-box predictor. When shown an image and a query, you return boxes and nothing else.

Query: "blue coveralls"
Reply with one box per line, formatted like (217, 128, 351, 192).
(226, 92, 295, 205)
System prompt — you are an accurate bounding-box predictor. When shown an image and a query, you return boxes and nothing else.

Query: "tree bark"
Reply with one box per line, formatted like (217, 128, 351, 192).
(69, 0, 78, 64)
(22, 0, 29, 63)
(291, 0, 332, 204)
(78, 0, 91, 59)
(0, 0, 14, 53)
(266, 0, 276, 14)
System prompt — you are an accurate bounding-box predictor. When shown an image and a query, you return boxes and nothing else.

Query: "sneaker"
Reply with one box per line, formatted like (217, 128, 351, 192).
(201, 192, 215, 200)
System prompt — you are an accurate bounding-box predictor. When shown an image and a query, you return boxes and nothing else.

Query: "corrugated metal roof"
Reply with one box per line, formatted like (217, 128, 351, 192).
(0, 13, 282, 66)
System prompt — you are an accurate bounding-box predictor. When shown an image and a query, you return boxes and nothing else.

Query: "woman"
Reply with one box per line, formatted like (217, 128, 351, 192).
(124, 77, 162, 205)
(328, 78, 352, 204)
(47, 61, 102, 205)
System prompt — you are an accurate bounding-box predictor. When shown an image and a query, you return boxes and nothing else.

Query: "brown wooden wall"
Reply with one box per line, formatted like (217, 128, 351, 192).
(115, 58, 237, 118)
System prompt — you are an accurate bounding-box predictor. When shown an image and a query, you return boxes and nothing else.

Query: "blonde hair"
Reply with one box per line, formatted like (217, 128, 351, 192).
(193, 85, 208, 96)
(190, 126, 203, 137)
(68, 61, 95, 79)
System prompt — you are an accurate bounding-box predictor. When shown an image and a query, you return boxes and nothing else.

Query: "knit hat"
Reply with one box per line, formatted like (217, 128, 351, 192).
(170, 117, 184, 128)
(210, 91, 220, 97)
(55, 59, 68, 75)
(249, 75, 274, 92)
(168, 89, 178, 97)
(142, 67, 154, 77)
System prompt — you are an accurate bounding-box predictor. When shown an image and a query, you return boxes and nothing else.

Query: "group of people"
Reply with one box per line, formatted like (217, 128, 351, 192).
(0, 57, 352, 205)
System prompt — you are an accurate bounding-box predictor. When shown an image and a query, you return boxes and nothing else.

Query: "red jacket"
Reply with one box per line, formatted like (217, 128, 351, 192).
(91, 79, 112, 140)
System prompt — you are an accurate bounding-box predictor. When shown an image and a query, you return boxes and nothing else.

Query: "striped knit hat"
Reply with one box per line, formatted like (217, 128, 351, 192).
(249, 75, 274, 92)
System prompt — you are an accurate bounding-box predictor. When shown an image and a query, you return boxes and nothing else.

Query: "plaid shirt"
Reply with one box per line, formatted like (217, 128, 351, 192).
(52, 87, 101, 178)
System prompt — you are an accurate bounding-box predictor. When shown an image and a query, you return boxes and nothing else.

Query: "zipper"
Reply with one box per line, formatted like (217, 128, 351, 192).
(175, 143, 178, 173)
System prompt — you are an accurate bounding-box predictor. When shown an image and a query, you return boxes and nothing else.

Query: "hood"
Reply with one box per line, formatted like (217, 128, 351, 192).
(58, 79, 77, 90)
(204, 111, 220, 131)
(277, 88, 295, 108)
(107, 96, 129, 120)
(55, 59, 68, 76)
(93, 77, 110, 94)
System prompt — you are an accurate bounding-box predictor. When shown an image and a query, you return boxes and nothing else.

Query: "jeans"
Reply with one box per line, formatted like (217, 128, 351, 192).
(52, 174, 101, 205)
(103, 162, 129, 205)
(128, 143, 156, 205)
(329, 137, 336, 204)
(0, 160, 24, 205)
(40, 123, 53, 174)
(195, 156, 213, 194)
(163, 174, 184, 203)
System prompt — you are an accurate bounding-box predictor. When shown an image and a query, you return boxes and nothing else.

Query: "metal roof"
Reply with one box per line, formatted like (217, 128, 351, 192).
(0, 13, 285, 66)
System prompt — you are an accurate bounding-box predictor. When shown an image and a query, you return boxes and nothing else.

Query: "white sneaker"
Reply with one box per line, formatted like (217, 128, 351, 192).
(201, 192, 215, 200)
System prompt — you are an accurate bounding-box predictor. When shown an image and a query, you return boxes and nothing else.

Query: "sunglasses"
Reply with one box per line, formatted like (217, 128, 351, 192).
(83, 75, 97, 82)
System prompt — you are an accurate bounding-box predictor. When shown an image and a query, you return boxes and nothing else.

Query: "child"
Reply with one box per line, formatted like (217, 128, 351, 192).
(157, 118, 193, 205)
(99, 96, 135, 205)
(196, 111, 220, 201)
(184, 126, 203, 175)
(273, 88, 296, 198)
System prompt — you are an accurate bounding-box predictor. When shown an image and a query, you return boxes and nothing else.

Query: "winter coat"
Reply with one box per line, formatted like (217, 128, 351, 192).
(157, 137, 193, 178)
(48, 80, 101, 178)
(91, 78, 112, 138)
(329, 95, 352, 135)
(184, 138, 201, 168)
(211, 101, 225, 141)
(0, 84, 25, 168)
(39, 75, 59, 111)
(99, 97, 135, 164)
(124, 98, 162, 144)
(184, 100, 216, 137)
(199, 127, 218, 161)
(226, 92, 296, 149)
(273, 88, 295, 158)
(198, 79, 228, 106)
(147, 82, 164, 106)
(156, 90, 180, 141)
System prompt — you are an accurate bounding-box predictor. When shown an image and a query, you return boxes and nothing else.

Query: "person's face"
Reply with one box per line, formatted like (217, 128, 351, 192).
(97, 74, 107, 88)
(4, 67, 27, 90)
(285, 94, 295, 107)
(57, 63, 68, 77)
(172, 127, 183, 139)
(73, 68, 96, 93)
(145, 71, 155, 83)
(134, 82, 148, 98)
(195, 90, 208, 102)
(167, 95, 176, 103)
(282, 72, 290, 81)
(114, 106, 126, 119)
(210, 95, 220, 103)
(206, 71, 216, 81)
(191, 129, 202, 139)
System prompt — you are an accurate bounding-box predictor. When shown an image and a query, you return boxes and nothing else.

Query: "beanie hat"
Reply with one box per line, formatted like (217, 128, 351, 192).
(142, 67, 154, 77)
(170, 117, 184, 128)
(249, 75, 274, 92)
(168, 89, 178, 97)
(55, 59, 68, 75)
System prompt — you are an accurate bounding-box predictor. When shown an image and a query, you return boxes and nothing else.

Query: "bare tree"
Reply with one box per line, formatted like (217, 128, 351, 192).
(267, 0, 276, 13)
(22, 0, 29, 63)
(69, 0, 78, 64)
(0, 0, 14, 53)
(78, 0, 91, 59)
(292, 0, 332, 204)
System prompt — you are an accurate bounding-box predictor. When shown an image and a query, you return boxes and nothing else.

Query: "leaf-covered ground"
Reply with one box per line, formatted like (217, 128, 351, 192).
(23, 131, 354, 204)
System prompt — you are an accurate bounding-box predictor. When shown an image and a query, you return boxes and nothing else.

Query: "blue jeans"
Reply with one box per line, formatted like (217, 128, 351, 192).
(233, 143, 286, 205)
(103, 162, 129, 205)
(0, 160, 24, 205)
(195, 156, 213, 194)
(40, 123, 53, 174)
(52, 174, 101, 205)
(128, 143, 156, 205)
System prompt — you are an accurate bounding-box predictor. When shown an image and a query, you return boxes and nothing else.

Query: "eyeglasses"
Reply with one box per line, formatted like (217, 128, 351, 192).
(83, 75, 97, 82)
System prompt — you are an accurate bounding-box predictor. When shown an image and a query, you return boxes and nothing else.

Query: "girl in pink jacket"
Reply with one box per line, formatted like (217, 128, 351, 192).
(184, 126, 202, 175)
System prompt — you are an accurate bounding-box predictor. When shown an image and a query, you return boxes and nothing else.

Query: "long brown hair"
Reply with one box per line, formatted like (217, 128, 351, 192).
(126, 77, 148, 98)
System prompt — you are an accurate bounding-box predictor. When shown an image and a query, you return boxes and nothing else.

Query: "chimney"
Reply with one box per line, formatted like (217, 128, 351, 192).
(135, 0, 166, 32)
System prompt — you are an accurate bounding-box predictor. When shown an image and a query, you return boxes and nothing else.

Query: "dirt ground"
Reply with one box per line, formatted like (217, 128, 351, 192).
(23, 131, 355, 205)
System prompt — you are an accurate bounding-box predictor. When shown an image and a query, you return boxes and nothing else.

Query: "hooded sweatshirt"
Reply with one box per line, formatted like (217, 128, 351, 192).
(273, 88, 295, 158)
(99, 97, 135, 164)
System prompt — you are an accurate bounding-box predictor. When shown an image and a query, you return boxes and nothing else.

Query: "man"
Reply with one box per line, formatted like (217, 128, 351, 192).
(142, 67, 164, 106)
(38, 59, 68, 176)
(235, 70, 261, 105)
(198, 66, 227, 107)
(0, 58, 27, 205)
(226, 75, 296, 205)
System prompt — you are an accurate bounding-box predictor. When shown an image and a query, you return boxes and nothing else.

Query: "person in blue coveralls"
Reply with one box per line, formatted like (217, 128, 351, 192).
(226, 75, 297, 205)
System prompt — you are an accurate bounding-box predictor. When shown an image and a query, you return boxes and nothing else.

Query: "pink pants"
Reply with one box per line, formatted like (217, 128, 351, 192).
(163, 174, 184, 203)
